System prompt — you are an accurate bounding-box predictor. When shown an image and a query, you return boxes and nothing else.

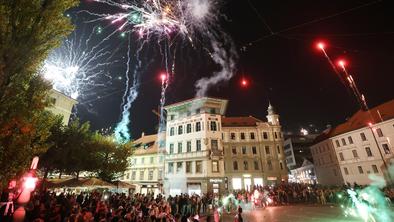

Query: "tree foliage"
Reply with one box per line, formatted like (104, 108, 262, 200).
(40, 120, 133, 182)
(0, 0, 78, 183)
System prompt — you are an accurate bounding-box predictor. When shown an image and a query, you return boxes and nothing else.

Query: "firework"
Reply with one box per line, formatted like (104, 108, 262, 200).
(85, 0, 237, 142)
(42, 28, 116, 101)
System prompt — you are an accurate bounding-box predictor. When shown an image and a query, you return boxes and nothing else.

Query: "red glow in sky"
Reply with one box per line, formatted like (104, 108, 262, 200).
(160, 73, 167, 82)
(316, 41, 325, 50)
(241, 78, 248, 87)
(337, 59, 346, 67)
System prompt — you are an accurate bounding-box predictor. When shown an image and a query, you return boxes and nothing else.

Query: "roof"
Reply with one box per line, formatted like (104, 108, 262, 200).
(133, 134, 159, 155)
(164, 96, 228, 109)
(313, 99, 394, 144)
(221, 116, 263, 127)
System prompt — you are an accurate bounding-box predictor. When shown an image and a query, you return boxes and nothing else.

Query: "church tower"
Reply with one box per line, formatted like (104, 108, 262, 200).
(266, 102, 280, 125)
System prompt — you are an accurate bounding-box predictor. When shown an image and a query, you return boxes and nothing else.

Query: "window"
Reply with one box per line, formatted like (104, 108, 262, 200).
(170, 127, 174, 136)
(186, 161, 192, 173)
(277, 145, 281, 154)
(158, 170, 162, 179)
(365, 147, 373, 157)
(212, 161, 219, 172)
(210, 108, 216, 114)
(176, 162, 183, 173)
(254, 161, 259, 170)
(150, 157, 154, 163)
(233, 161, 238, 170)
(187, 124, 192, 133)
(250, 132, 255, 140)
(160, 156, 164, 163)
(178, 142, 183, 153)
(376, 128, 383, 137)
(178, 125, 183, 135)
(139, 171, 144, 180)
(169, 144, 174, 154)
(274, 132, 278, 139)
(352, 150, 358, 158)
(360, 133, 367, 141)
(348, 136, 354, 144)
(168, 163, 174, 173)
(196, 140, 201, 151)
(131, 171, 136, 180)
(148, 170, 153, 180)
(211, 139, 218, 150)
(341, 138, 346, 146)
(335, 140, 340, 147)
(265, 146, 270, 154)
(210, 121, 217, 131)
(252, 147, 257, 155)
(267, 160, 273, 170)
(170, 115, 175, 120)
(339, 152, 344, 161)
(243, 161, 249, 170)
(382, 143, 391, 154)
(372, 164, 379, 173)
(343, 167, 349, 175)
(230, 133, 236, 140)
(232, 147, 237, 155)
(280, 162, 283, 170)
(263, 132, 268, 139)
(196, 122, 201, 132)
(358, 166, 364, 174)
(195, 108, 200, 114)
(242, 146, 247, 154)
(240, 133, 245, 140)
(182, 141, 189, 153)
(141, 157, 145, 164)
(195, 161, 202, 173)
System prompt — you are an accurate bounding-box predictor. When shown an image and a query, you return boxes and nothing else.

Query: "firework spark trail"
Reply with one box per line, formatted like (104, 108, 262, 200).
(114, 37, 145, 142)
(86, 0, 237, 141)
(42, 28, 117, 101)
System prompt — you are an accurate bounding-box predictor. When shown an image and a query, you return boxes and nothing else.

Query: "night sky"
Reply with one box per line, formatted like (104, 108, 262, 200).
(74, 0, 394, 138)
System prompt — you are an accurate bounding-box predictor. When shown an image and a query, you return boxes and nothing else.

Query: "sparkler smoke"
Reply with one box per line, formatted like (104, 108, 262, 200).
(86, 0, 237, 142)
(42, 29, 116, 102)
(342, 165, 394, 222)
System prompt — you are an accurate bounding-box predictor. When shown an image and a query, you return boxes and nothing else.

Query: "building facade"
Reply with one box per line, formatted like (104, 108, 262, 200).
(221, 105, 288, 190)
(163, 97, 227, 196)
(122, 133, 164, 196)
(311, 99, 394, 185)
(47, 89, 77, 125)
(289, 159, 316, 184)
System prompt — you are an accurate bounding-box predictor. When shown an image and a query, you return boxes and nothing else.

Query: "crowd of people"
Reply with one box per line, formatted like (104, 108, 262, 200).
(1, 182, 393, 222)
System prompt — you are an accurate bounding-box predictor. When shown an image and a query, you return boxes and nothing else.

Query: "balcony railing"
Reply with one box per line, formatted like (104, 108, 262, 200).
(166, 150, 210, 160)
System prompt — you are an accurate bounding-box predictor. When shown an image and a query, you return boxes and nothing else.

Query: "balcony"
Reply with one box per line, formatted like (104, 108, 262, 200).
(166, 150, 210, 160)
(209, 149, 224, 160)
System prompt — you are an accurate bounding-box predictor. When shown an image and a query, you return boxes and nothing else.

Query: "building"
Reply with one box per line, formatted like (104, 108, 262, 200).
(221, 105, 288, 190)
(122, 133, 164, 196)
(290, 159, 316, 184)
(311, 99, 394, 185)
(163, 97, 227, 196)
(284, 134, 317, 170)
(47, 89, 77, 125)
(284, 134, 317, 183)
(162, 98, 287, 195)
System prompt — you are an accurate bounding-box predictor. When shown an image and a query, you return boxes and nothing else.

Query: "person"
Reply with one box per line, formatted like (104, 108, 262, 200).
(234, 206, 243, 222)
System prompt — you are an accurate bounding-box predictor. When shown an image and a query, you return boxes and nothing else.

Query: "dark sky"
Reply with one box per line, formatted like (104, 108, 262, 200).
(75, 0, 394, 138)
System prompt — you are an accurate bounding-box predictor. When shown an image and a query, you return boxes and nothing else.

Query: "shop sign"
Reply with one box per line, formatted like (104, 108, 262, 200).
(267, 177, 277, 181)
(209, 178, 223, 183)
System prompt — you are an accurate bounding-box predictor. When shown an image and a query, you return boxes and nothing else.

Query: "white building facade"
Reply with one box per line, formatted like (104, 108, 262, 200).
(163, 97, 227, 196)
(122, 134, 164, 196)
(311, 99, 394, 185)
(47, 89, 77, 125)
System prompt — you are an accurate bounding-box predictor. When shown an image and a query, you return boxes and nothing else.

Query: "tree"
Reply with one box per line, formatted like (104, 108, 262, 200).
(0, 0, 78, 183)
(90, 133, 133, 182)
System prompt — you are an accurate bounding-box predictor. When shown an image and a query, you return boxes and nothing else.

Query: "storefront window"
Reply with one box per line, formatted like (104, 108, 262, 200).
(232, 178, 242, 190)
